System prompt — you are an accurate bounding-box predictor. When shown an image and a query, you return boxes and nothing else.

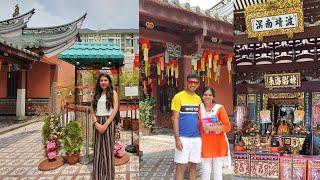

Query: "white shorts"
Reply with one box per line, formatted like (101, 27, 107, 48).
(174, 137, 202, 164)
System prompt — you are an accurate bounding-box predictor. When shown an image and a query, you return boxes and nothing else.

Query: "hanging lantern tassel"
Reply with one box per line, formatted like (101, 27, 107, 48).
(160, 56, 164, 79)
(0, 61, 2, 71)
(213, 54, 219, 73)
(227, 54, 233, 84)
(166, 63, 170, 77)
(208, 53, 212, 69)
(175, 64, 179, 87)
(157, 58, 161, 85)
(216, 64, 221, 84)
(142, 43, 148, 62)
(201, 57, 205, 81)
(170, 63, 174, 77)
(8, 64, 12, 78)
(145, 60, 149, 77)
(192, 58, 197, 71)
(157, 60, 161, 76)
(207, 68, 211, 85)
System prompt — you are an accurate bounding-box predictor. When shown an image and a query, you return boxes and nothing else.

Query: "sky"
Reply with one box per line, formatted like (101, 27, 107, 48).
(0, 0, 138, 30)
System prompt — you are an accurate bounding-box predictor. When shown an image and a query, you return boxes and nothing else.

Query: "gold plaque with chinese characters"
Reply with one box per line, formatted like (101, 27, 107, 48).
(264, 73, 301, 89)
(244, 0, 304, 41)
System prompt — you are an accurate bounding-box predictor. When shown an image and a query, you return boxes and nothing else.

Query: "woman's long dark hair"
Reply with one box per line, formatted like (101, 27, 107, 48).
(92, 73, 114, 111)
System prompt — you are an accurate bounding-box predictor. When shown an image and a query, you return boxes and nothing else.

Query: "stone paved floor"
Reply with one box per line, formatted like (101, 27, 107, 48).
(0, 121, 139, 179)
(140, 129, 235, 180)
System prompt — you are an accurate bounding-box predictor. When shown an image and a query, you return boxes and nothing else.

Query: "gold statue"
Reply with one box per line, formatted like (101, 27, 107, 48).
(278, 120, 289, 135)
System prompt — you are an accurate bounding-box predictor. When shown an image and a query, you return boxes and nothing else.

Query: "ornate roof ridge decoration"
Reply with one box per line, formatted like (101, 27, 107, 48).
(0, 8, 35, 24)
(147, 0, 232, 24)
(0, 9, 35, 36)
(23, 13, 86, 35)
(245, 0, 304, 41)
(207, 0, 233, 23)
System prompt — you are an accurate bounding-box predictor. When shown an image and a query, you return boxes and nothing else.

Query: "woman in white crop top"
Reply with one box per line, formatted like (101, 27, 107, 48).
(91, 73, 119, 180)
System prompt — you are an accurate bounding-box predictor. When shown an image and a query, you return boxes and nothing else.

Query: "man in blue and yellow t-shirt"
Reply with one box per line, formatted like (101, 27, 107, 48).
(171, 73, 201, 180)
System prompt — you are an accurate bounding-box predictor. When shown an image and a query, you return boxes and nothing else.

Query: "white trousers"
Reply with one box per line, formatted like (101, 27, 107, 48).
(201, 157, 224, 180)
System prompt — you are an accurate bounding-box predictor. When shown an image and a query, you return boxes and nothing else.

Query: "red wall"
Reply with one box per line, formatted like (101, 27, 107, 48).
(0, 71, 7, 98)
(27, 62, 51, 98)
(56, 60, 74, 87)
(209, 65, 234, 115)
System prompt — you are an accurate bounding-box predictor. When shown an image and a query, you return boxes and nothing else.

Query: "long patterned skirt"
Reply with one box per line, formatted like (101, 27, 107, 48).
(92, 116, 115, 180)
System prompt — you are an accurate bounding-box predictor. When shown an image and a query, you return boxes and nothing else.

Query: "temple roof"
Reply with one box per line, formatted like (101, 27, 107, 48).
(0, 9, 86, 57)
(0, 36, 38, 57)
(143, 0, 232, 23)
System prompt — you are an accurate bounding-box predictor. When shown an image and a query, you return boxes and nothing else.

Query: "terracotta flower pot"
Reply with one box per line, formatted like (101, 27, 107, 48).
(65, 153, 80, 165)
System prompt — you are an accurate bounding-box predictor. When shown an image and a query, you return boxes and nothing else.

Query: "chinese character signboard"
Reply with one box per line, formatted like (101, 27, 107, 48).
(245, 0, 304, 41)
(264, 73, 301, 89)
(252, 13, 298, 32)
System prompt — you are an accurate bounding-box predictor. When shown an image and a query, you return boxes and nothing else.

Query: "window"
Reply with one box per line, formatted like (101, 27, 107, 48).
(115, 39, 120, 45)
(125, 39, 132, 47)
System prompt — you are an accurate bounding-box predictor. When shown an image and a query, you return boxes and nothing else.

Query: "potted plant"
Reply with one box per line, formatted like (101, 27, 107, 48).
(63, 121, 83, 165)
(41, 115, 63, 158)
(139, 95, 155, 135)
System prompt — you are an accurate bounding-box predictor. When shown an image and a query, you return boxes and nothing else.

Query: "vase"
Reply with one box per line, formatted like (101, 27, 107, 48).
(65, 153, 80, 165)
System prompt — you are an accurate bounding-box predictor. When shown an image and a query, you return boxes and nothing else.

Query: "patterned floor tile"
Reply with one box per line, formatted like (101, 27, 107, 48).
(78, 165, 92, 174)
(115, 173, 127, 180)
(0, 166, 14, 176)
(56, 176, 73, 180)
(0, 121, 138, 178)
(139, 171, 149, 177)
(130, 173, 139, 180)
(6, 159, 25, 166)
(9, 167, 30, 176)
(0, 158, 10, 166)
(115, 164, 127, 172)
(38, 176, 55, 180)
(2, 177, 20, 180)
(60, 165, 79, 175)
(74, 175, 92, 180)
(25, 167, 43, 176)
(21, 158, 42, 166)
(129, 163, 139, 171)
(20, 177, 37, 180)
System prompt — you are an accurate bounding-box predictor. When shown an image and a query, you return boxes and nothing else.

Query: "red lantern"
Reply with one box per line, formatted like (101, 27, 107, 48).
(133, 53, 139, 68)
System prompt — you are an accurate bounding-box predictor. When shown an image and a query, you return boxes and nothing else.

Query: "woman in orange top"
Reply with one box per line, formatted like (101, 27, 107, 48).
(198, 86, 231, 180)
